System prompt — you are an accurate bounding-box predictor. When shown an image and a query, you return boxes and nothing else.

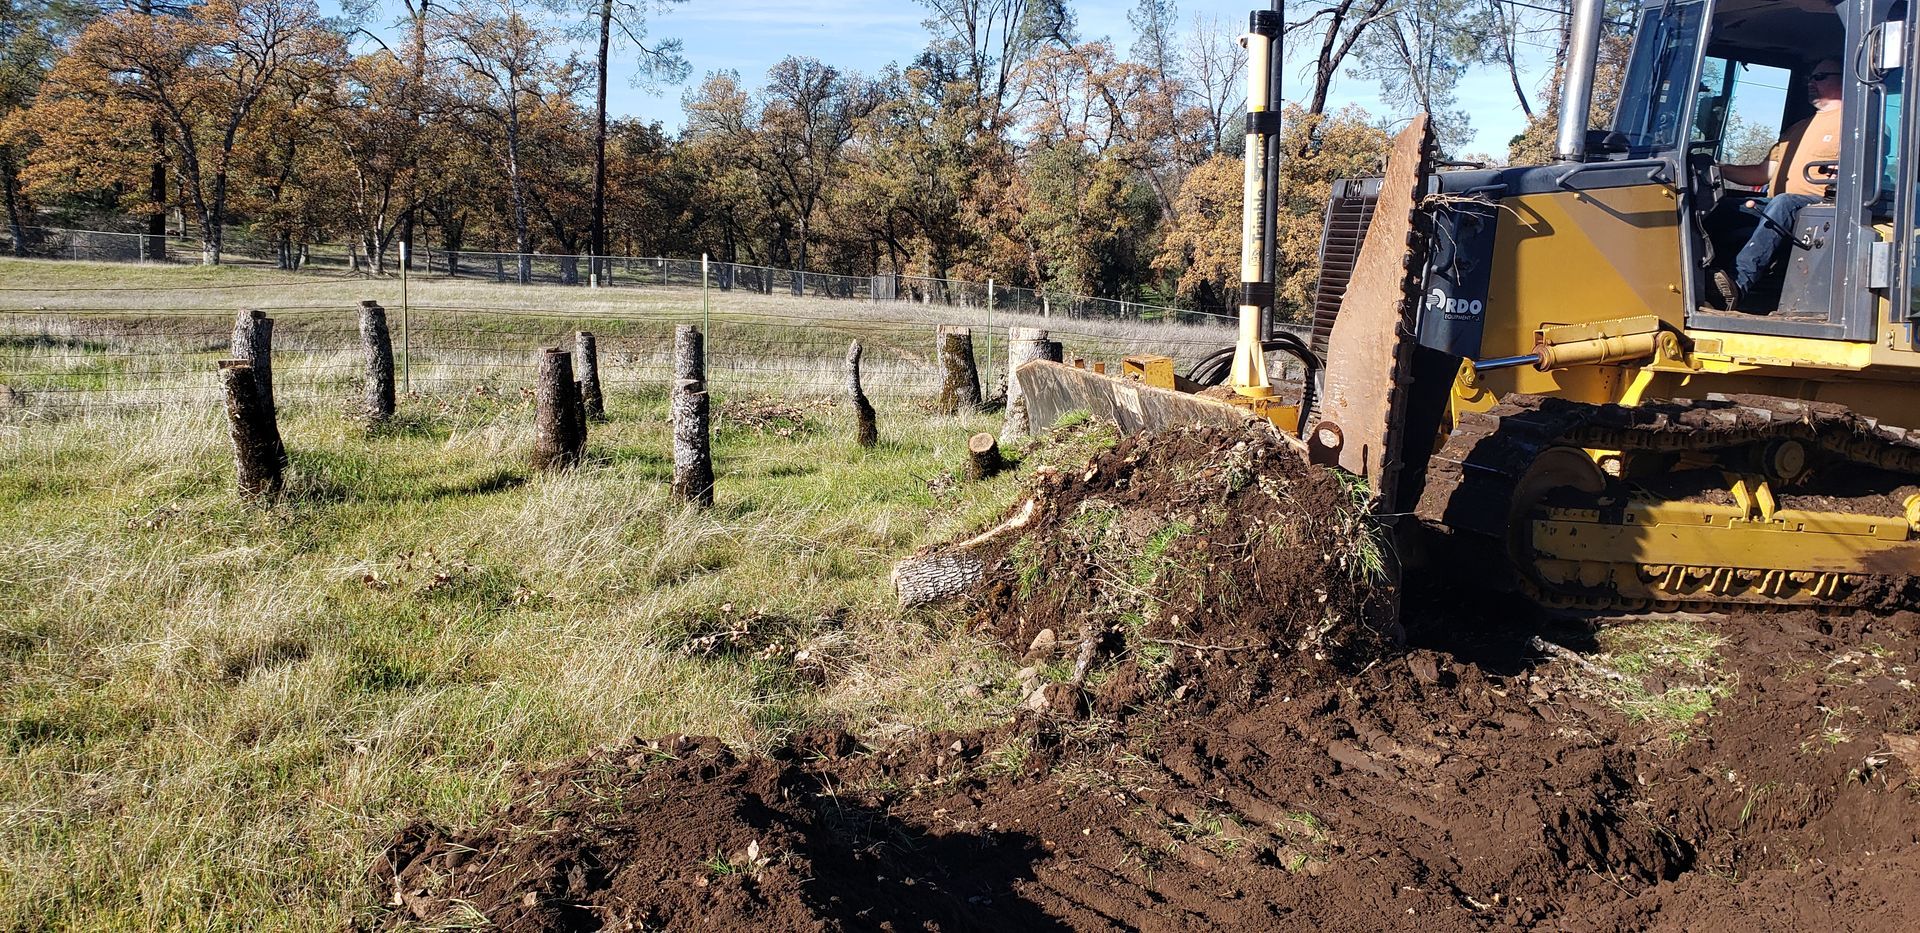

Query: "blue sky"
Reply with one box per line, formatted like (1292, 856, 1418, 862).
(331, 0, 1565, 155)
(621, 0, 1559, 155)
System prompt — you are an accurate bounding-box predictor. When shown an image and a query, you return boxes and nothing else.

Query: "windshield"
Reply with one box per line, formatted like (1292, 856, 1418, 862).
(1612, 1, 1707, 155)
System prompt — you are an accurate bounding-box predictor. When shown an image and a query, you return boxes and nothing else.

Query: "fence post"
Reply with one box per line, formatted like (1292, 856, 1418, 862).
(218, 360, 285, 500)
(359, 300, 396, 422)
(398, 242, 411, 394)
(701, 252, 711, 359)
(846, 340, 877, 448)
(532, 347, 585, 472)
(229, 309, 274, 415)
(670, 325, 714, 507)
(575, 330, 605, 422)
(985, 278, 995, 399)
(1001, 326, 1050, 442)
(936, 325, 982, 415)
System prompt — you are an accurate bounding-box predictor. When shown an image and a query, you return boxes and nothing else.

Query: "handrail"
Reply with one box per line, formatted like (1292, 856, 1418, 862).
(1555, 158, 1671, 190)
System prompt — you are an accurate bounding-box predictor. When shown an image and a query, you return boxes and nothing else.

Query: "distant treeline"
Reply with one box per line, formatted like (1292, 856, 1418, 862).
(2, 0, 1611, 320)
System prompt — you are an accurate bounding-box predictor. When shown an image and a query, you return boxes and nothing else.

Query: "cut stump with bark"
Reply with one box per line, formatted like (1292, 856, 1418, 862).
(230, 309, 275, 414)
(846, 340, 877, 448)
(671, 325, 715, 507)
(532, 347, 585, 471)
(966, 432, 1004, 480)
(1001, 327, 1051, 441)
(218, 359, 285, 500)
(359, 300, 396, 422)
(575, 331, 606, 422)
(937, 326, 982, 414)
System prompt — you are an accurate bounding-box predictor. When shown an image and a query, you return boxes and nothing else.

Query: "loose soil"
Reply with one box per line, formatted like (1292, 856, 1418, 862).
(369, 426, 1920, 932)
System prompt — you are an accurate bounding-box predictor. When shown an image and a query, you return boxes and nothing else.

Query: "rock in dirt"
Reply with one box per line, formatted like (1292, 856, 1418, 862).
(1026, 627, 1058, 659)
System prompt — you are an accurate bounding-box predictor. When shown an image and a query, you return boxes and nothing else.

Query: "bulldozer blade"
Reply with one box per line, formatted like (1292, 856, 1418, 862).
(1015, 360, 1256, 437)
(1307, 114, 1436, 505)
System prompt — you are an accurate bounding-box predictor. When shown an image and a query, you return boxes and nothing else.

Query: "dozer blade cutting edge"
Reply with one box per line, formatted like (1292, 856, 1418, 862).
(1303, 115, 1435, 503)
(1014, 360, 1262, 438)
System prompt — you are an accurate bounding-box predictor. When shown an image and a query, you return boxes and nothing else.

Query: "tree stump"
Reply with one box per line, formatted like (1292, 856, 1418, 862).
(1001, 326, 1051, 441)
(229, 309, 274, 414)
(671, 325, 714, 507)
(966, 432, 1004, 480)
(532, 347, 585, 471)
(218, 360, 285, 500)
(936, 325, 981, 414)
(358, 300, 396, 422)
(575, 331, 606, 422)
(846, 340, 877, 448)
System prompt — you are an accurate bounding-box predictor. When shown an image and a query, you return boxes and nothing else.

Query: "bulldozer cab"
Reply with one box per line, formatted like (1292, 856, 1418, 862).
(1614, 0, 1914, 341)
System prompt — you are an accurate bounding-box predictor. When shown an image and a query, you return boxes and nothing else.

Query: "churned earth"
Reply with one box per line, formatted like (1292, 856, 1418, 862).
(369, 426, 1920, 932)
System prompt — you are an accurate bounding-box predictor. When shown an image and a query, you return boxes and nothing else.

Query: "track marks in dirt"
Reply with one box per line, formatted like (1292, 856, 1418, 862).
(367, 426, 1920, 931)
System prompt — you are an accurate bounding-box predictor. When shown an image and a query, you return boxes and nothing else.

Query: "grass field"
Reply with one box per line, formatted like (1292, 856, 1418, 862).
(0, 259, 1165, 929)
(0, 391, 1050, 929)
(0, 257, 1241, 419)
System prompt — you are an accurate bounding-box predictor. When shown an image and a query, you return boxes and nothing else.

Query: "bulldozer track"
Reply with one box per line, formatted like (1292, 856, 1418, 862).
(1417, 392, 1920, 612)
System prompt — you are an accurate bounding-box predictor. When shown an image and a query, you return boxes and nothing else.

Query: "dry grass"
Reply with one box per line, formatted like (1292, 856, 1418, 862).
(0, 256, 1239, 420)
(0, 255, 1233, 351)
(0, 365, 1052, 929)
(0, 258, 1242, 928)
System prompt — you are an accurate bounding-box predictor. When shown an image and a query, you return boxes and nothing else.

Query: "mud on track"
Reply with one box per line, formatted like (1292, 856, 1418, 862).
(369, 427, 1920, 932)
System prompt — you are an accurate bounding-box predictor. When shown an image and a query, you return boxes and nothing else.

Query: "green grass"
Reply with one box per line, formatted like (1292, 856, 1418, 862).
(0, 254, 1230, 930)
(0, 382, 1038, 929)
(1585, 619, 1738, 740)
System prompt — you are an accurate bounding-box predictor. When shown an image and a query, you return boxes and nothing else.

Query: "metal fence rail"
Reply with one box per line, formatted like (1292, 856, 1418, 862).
(1, 226, 1233, 326)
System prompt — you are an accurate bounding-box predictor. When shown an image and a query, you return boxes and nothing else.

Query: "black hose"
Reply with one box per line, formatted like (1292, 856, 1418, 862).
(1185, 335, 1322, 440)
(1186, 334, 1321, 388)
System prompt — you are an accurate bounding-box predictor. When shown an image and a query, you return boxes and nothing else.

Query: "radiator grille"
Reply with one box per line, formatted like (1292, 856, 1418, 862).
(1309, 177, 1384, 356)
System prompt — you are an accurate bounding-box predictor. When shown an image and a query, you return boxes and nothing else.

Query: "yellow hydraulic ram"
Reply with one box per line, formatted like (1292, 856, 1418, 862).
(1474, 315, 1693, 373)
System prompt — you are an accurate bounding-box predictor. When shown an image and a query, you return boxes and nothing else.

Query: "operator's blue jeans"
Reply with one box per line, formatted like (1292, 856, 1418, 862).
(1734, 193, 1819, 293)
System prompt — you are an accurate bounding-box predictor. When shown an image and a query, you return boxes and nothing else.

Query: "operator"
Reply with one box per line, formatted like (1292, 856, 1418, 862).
(1711, 58, 1844, 311)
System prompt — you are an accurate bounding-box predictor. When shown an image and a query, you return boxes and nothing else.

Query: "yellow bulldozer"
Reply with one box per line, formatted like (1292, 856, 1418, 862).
(1018, 0, 1920, 612)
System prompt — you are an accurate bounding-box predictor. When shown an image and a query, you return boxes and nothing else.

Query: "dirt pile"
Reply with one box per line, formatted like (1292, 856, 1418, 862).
(370, 731, 1033, 931)
(964, 425, 1399, 714)
(366, 426, 1920, 932)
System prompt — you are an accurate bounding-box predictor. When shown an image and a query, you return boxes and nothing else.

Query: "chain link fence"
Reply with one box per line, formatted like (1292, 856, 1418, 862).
(1, 226, 1231, 326)
(0, 303, 1248, 421)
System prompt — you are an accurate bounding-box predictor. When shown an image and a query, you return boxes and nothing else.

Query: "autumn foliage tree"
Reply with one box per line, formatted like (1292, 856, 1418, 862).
(2, 0, 1450, 316)
(436, 0, 582, 283)
(25, 0, 340, 264)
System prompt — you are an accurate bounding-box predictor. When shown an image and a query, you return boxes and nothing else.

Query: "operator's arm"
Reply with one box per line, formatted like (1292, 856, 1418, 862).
(1721, 131, 1796, 192)
(1719, 160, 1776, 188)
